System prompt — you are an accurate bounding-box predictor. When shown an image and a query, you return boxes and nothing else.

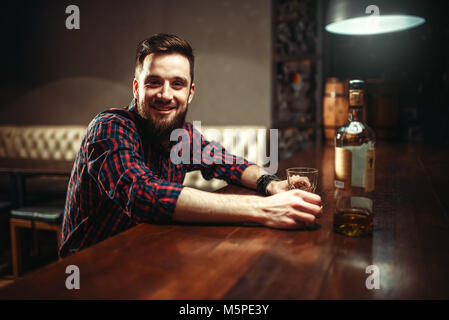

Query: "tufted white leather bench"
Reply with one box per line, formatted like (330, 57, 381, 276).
(182, 125, 269, 191)
(0, 125, 86, 161)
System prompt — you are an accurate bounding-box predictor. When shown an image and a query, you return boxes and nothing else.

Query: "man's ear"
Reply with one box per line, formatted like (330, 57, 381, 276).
(133, 78, 139, 100)
(188, 83, 195, 104)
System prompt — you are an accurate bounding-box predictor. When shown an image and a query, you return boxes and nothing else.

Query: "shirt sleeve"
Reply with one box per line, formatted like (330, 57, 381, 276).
(184, 123, 251, 185)
(85, 114, 184, 223)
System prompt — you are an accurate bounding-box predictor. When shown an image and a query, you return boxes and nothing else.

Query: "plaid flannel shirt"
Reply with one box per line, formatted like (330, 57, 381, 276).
(59, 100, 250, 257)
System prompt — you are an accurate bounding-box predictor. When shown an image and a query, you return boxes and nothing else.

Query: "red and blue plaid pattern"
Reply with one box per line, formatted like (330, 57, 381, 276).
(59, 100, 250, 257)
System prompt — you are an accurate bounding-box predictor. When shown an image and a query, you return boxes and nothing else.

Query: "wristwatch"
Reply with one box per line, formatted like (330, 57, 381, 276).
(256, 174, 280, 196)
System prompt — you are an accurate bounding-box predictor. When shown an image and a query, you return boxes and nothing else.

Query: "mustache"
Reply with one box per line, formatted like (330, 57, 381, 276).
(150, 100, 178, 108)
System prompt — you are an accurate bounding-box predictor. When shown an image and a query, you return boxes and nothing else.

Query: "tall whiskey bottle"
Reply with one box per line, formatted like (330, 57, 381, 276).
(333, 79, 375, 237)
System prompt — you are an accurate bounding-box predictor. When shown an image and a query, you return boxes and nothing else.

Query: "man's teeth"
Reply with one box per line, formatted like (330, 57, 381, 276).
(152, 105, 175, 111)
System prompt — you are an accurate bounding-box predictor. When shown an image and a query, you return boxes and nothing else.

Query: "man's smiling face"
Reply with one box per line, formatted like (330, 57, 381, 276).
(133, 52, 195, 141)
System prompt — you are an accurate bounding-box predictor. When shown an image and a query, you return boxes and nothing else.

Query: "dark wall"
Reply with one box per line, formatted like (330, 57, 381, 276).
(0, 0, 271, 126)
(324, 0, 449, 143)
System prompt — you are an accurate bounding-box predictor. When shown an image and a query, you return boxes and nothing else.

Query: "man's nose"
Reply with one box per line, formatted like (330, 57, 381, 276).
(157, 82, 173, 101)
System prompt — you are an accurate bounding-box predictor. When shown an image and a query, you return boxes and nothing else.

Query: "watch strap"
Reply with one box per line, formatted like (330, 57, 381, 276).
(256, 174, 280, 196)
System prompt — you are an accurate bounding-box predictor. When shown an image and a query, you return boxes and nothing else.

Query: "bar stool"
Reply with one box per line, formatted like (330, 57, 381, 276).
(9, 201, 64, 278)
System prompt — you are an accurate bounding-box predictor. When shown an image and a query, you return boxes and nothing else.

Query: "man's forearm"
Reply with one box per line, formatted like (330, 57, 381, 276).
(172, 184, 322, 229)
(171, 165, 321, 229)
(240, 164, 266, 190)
(172, 186, 265, 224)
(173, 165, 271, 225)
(240, 164, 281, 195)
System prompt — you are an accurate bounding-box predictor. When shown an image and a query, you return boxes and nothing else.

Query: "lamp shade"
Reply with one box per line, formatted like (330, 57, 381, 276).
(325, 0, 426, 35)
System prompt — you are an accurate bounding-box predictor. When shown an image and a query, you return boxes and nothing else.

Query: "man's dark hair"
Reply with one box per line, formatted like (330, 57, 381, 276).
(134, 33, 195, 84)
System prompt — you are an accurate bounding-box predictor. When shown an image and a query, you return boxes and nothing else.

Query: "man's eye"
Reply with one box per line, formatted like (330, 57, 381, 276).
(172, 81, 185, 88)
(147, 81, 161, 87)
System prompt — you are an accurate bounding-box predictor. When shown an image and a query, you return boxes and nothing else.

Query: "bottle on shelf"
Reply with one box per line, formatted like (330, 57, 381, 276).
(333, 79, 376, 237)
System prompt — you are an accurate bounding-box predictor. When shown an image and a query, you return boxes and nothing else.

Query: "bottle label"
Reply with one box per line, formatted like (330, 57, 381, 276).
(335, 143, 375, 190)
(334, 180, 345, 189)
(334, 147, 352, 190)
(347, 145, 366, 188)
(349, 89, 364, 106)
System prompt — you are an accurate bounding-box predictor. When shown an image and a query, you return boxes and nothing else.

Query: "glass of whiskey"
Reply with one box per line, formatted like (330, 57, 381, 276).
(286, 167, 318, 192)
(286, 167, 323, 230)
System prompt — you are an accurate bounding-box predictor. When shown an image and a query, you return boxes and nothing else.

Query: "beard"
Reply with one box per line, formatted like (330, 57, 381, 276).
(136, 97, 188, 154)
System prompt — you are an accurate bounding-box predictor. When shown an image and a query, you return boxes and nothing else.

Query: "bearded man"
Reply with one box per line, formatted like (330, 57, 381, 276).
(60, 33, 322, 258)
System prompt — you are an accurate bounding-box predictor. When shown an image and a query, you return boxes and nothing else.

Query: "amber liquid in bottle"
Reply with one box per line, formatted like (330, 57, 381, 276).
(334, 208, 373, 237)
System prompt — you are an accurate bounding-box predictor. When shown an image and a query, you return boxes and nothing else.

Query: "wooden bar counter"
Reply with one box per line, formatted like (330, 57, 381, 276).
(0, 142, 448, 299)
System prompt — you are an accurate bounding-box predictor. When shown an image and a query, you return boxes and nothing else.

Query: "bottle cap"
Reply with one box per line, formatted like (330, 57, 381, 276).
(349, 79, 364, 90)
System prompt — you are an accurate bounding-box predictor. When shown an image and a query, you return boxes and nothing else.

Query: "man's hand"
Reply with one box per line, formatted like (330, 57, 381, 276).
(257, 189, 322, 229)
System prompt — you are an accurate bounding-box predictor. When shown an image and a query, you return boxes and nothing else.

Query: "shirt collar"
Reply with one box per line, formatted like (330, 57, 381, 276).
(128, 99, 138, 114)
